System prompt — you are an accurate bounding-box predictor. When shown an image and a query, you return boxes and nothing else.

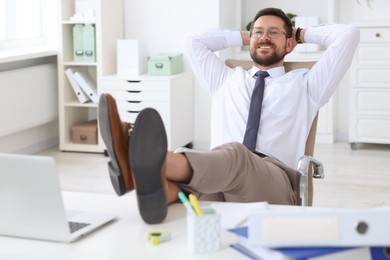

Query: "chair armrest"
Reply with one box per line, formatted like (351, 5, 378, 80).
(297, 156, 325, 206)
(297, 156, 324, 179)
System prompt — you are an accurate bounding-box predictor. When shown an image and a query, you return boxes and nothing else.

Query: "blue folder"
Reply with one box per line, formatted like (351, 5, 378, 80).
(229, 226, 389, 260)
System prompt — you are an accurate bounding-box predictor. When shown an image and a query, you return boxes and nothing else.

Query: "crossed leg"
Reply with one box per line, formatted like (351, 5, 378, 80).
(98, 94, 297, 225)
(162, 152, 193, 203)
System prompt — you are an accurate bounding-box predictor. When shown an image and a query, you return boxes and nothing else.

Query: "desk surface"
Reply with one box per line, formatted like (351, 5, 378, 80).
(0, 191, 245, 260)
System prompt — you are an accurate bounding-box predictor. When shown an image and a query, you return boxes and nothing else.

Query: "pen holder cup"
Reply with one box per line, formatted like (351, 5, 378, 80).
(187, 208, 221, 254)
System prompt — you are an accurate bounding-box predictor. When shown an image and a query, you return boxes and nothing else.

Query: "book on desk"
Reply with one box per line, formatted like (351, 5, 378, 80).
(209, 202, 390, 259)
(229, 226, 389, 260)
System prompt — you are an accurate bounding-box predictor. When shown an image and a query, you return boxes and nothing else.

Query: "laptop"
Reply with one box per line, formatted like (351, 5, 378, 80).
(0, 153, 117, 243)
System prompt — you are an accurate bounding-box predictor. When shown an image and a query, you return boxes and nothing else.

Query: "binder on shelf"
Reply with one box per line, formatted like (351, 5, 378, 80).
(73, 71, 98, 103)
(73, 24, 84, 62)
(65, 68, 90, 103)
(83, 24, 96, 62)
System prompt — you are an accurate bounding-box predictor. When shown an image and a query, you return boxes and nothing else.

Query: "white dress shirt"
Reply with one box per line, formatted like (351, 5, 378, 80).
(185, 24, 359, 169)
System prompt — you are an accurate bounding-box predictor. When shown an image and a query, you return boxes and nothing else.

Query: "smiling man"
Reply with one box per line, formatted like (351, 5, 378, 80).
(249, 15, 293, 69)
(98, 8, 359, 224)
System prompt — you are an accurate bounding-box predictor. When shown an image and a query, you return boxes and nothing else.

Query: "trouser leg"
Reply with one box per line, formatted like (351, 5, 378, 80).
(178, 142, 298, 205)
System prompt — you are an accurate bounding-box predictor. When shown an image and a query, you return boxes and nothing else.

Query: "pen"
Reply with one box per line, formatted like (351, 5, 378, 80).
(188, 193, 203, 216)
(178, 191, 196, 216)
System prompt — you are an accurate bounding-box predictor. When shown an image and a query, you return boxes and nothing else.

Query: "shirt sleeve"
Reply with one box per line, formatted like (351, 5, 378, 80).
(184, 28, 243, 96)
(304, 24, 360, 108)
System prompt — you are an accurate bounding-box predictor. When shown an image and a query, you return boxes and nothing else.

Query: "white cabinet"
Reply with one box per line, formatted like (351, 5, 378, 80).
(349, 22, 390, 148)
(100, 72, 194, 150)
(57, 0, 123, 152)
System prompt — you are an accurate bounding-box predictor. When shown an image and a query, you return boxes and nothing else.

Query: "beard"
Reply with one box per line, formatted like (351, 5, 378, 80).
(250, 45, 287, 67)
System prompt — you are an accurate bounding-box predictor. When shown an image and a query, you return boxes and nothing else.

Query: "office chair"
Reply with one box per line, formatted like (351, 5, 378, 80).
(225, 59, 325, 206)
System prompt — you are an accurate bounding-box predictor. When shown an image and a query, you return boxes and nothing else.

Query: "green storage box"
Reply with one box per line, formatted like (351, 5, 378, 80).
(73, 24, 84, 62)
(148, 53, 183, 75)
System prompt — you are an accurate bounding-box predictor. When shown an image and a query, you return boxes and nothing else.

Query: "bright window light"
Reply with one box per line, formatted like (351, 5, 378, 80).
(0, 0, 57, 51)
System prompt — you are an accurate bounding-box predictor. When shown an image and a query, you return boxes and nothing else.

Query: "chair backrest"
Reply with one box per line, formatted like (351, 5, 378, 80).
(305, 112, 318, 206)
(225, 58, 317, 205)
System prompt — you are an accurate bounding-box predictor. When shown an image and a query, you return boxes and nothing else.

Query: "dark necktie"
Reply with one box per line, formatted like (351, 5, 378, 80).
(242, 71, 269, 152)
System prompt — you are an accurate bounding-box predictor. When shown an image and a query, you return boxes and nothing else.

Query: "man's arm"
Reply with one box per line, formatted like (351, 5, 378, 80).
(184, 29, 243, 96)
(304, 24, 359, 108)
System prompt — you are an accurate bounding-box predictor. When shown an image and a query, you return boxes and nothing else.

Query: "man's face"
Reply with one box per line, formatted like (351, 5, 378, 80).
(249, 15, 293, 69)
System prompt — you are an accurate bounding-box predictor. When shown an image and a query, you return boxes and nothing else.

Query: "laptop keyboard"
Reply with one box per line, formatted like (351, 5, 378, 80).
(68, 221, 90, 233)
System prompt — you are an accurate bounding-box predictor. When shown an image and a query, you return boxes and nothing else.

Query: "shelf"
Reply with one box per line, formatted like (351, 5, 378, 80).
(64, 101, 97, 108)
(59, 142, 104, 153)
(58, 0, 123, 153)
(63, 62, 97, 66)
(62, 20, 96, 25)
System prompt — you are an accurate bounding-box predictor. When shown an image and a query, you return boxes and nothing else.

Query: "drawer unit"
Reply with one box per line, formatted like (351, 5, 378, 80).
(105, 89, 171, 103)
(100, 72, 193, 150)
(350, 66, 390, 87)
(354, 45, 390, 64)
(359, 27, 390, 43)
(349, 24, 390, 148)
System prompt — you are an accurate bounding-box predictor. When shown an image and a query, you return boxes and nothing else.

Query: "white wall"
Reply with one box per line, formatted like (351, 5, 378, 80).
(123, 0, 236, 149)
(339, 0, 390, 22)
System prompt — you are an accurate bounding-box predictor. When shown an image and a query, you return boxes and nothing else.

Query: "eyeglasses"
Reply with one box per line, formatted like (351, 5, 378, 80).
(250, 27, 287, 39)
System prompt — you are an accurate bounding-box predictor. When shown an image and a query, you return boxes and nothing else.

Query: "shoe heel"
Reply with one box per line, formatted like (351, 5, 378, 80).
(138, 188, 167, 224)
(108, 161, 126, 196)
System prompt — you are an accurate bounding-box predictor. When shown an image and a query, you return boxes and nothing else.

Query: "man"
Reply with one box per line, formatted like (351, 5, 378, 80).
(98, 8, 359, 224)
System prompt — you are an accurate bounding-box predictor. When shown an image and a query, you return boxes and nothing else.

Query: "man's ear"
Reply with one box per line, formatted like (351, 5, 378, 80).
(285, 37, 295, 54)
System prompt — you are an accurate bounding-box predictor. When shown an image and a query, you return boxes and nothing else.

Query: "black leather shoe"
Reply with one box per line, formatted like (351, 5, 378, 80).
(129, 108, 168, 224)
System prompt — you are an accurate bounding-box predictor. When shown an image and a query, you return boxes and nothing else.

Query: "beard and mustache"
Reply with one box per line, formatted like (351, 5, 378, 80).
(250, 42, 287, 67)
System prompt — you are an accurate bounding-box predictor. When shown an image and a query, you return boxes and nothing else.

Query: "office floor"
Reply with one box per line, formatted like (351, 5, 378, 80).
(37, 142, 390, 209)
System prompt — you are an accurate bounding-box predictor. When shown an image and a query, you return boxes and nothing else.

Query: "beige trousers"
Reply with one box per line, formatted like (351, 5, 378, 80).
(179, 142, 300, 205)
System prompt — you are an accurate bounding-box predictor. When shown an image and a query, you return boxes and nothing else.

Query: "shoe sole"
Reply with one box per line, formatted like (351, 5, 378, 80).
(129, 108, 168, 224)
(98, 94, 126, 196)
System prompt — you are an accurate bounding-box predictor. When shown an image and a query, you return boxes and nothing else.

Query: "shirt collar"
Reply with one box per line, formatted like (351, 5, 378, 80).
(249, 66, 286, 79)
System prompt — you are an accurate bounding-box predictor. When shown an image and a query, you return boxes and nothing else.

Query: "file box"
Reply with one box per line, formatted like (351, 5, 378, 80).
(83, 24, 96, 62)
(72, 119, 98, 144)
(73, 24, 84, 62)
(148, 53, 183, 75)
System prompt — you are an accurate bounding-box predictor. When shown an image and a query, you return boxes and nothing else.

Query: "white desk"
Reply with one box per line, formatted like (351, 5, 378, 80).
(0, 191, 244, 260)
(0, 192, 375, 260)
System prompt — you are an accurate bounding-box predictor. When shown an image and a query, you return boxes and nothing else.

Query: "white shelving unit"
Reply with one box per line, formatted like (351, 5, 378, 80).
(58, 0, 123, 152)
